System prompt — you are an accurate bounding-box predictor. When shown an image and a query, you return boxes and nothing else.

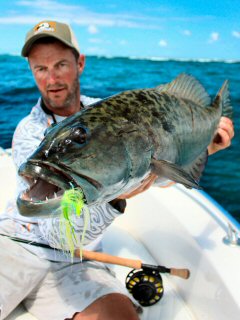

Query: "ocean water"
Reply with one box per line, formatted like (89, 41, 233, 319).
(0, 54, 239, 221)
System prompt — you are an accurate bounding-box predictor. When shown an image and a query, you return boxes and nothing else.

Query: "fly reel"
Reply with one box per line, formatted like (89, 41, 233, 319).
(126, 268, 164, 306)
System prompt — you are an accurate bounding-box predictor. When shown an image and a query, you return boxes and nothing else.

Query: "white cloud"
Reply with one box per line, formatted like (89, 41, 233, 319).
(88, 25, 99, 34)
(0, 1, 216, 32)
(182, 29, 191, 36)
(1, 0, 161, 29)
(209, 32, 219, 43)
(158, 39, 167, 47)
(89, 38, 102, 43)
(17, 0, 78, 11)
(232, 30, 240, 38)
(0, 16, 39, 24)
(86, 46, 106, 55)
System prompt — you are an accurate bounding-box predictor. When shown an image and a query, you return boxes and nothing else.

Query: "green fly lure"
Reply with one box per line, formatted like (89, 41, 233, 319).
(59, 188, 89, 260)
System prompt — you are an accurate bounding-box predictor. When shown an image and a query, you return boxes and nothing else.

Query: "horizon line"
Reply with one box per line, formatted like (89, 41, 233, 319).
(0, 52, 239, 64)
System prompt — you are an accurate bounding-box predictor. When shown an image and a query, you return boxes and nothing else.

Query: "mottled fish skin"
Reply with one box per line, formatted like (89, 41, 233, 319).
(17, 74, 231, 217)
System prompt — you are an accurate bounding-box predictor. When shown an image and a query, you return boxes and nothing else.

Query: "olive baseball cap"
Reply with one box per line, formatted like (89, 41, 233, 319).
(21, 20, 80, 57)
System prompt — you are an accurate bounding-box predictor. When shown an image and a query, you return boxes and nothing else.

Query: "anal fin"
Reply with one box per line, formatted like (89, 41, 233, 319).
(183, 150, 208, 183)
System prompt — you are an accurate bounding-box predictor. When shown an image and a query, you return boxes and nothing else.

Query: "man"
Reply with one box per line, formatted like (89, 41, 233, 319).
(0, 20, 234, 320)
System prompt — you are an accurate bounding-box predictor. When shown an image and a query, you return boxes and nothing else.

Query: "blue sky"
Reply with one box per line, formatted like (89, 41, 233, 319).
(0, 0, 240, 60)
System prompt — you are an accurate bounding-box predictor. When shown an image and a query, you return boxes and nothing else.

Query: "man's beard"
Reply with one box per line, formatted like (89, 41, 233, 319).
(42, 75, 80, 110)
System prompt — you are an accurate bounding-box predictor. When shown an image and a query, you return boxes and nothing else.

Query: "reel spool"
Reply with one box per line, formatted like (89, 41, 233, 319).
(126, 268, 164, 306)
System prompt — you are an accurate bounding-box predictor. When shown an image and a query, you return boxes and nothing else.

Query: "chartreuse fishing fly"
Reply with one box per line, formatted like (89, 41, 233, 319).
(59, 188, 89, 260)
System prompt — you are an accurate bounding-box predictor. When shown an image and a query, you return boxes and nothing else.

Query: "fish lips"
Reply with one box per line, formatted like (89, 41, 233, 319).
(19, 161, 74, 189)
(17, 193, 61, 218)
(17, 161, 75, 217)
(17, 161, 101, 217)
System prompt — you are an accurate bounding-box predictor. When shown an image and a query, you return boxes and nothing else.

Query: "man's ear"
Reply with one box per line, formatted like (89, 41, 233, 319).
(78, 54, 85, 75)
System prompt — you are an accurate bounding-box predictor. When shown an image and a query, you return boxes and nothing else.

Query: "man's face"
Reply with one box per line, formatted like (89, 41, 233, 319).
(28, 41, 85, 116)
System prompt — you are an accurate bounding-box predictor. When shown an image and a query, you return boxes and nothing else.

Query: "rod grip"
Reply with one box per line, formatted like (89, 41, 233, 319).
(75, 249, 142, 269)
(170, 268, 190, 279)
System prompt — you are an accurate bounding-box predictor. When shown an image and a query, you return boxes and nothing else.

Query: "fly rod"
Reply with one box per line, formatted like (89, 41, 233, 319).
(75, 249, 190, 279)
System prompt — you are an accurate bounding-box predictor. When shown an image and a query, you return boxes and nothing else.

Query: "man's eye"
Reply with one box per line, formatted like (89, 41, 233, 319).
(59, 62, 67, 68)
(37, 67, 46, 72)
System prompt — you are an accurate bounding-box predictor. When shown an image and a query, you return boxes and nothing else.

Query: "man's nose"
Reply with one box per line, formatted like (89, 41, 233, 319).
(47, 68, 60, 83)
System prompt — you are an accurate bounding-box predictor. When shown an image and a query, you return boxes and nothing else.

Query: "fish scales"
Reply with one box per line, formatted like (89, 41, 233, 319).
(78, 89, 214, 164)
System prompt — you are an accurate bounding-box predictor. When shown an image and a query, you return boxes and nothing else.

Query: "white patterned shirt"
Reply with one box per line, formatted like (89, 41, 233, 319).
(0, 96, 123, 261)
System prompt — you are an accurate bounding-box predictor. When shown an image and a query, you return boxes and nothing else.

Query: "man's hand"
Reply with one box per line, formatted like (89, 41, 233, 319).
(208, 117, 234, 155)
(117, 173, 158, 199)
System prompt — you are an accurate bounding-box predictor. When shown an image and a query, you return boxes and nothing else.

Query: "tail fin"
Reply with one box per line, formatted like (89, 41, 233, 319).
(213, 80, 233, 119)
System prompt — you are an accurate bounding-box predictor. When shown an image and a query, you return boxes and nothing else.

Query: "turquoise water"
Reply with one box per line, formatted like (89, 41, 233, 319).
(0, 54, 239, 221)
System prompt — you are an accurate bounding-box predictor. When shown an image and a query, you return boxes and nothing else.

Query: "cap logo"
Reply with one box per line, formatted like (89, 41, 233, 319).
(34, 21, 56, 34)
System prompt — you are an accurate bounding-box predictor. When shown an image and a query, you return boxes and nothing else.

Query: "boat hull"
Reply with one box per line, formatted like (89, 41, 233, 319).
(1, 148, 239, 320)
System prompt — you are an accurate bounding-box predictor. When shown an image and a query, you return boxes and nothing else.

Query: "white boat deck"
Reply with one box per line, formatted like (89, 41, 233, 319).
(4, 224, 195, 320)
(1, 148, 240, 319)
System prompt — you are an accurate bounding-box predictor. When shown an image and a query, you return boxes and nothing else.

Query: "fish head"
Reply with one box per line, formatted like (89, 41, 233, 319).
(17, 114, 130, 217)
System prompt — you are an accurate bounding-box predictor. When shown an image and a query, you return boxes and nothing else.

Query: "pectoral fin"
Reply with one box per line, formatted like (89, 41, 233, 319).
(151, 159, 200, 189)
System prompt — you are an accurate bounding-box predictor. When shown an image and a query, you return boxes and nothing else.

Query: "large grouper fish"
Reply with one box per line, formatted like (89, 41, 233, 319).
(17, 74, 232, 217)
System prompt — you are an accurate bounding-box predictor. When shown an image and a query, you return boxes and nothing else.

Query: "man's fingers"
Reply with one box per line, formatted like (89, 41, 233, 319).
(209, 116, 234, 155)
(215, 128, 231, 148)
(141, 174, 158, 189)
(220, 116, 233, 124)
(218, 118, 234, 139)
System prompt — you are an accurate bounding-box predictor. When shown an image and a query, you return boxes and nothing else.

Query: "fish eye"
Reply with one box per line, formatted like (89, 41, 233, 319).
(71, 127, 87, 144)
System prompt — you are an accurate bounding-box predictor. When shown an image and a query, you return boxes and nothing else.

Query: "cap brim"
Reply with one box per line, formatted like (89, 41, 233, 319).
(21, 32, 77, 57)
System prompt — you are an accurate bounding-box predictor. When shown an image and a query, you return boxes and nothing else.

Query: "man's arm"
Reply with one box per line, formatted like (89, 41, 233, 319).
(12, 115, 45, 169)
(117, 174, 158, 200)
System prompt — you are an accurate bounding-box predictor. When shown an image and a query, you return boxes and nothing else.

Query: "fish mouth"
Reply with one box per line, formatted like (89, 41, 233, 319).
(17, 161, 83, 217)
(17, 160, 102, 218)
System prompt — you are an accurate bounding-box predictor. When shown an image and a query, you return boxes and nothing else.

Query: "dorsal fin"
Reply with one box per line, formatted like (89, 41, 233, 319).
(156, 73, 211, 107)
